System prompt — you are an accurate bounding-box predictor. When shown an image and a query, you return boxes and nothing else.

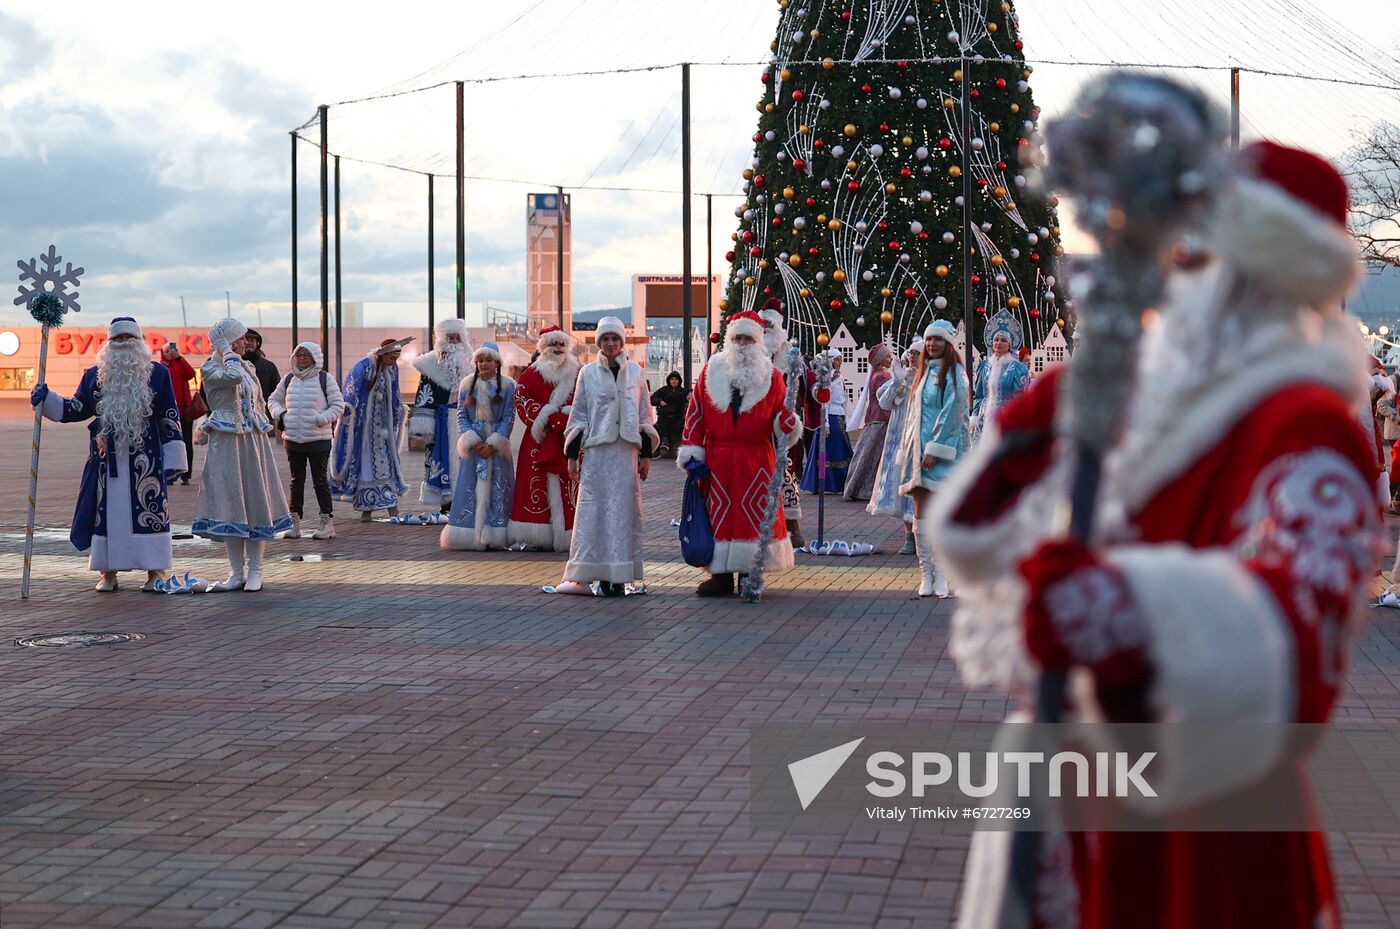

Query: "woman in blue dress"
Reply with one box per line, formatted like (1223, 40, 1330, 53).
(970, 309, 1031, 441)
(895, 320, 969, 598)
(866, 338, 923, 554)
(441, 343, 517, 551)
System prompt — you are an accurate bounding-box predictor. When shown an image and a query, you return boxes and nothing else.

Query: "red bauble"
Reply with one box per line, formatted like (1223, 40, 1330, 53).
(976, 306, 987, 315)
(939, 138, 952, 150)
(805, 197, 817, 206)
(1014, 40, 1024, 50)
(903, 287, 918, 299)
(888, 240, 901, 251)
(1029, 308, 1042, 318)
(829, 299, 843, 310)
(742, 230, 755, 242)
(998, 161, 1008, 170)
(750, 246, 763, 256)
(878, 221, 889, 231)
(753, 175, 765, 187)
(977, 178, 989, 187)
(808, 246, 820, 256)
(970, 274, 982, 285)
(1030, 253, 1041, 263)
(861, 84, 873, 94)
(813, 139, 826, 149)
(709, 332, 721, 344)
(897, 60, 908, 69)
(792, 89, 806, 101)
(793, 158, 806, 170)
(970, 89, 981, 100)
(761, 72, 771, 84)
(753, 132, 763, 143)
(841, 9, 851, 19)
(918, 232, 929, 241)
(725, 250, 735, 261)
(900, 167, 913, 178)
(1018, 138, 1030, 147)
(815, 387, 832, 403)
(995, 78, 1007, 89)
(879, 122, 891, 132)
(847, 180, 860, 191)
(772, 217, 783, 226)
(764, 287, 773, 295)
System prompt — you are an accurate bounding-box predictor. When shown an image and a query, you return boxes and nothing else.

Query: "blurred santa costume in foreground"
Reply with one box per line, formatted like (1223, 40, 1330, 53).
(932, 142, 1382, 929)
(678, 310, 802, 597)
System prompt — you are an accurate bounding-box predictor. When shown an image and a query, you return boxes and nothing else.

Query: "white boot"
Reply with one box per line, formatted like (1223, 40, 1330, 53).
(312, 515, 335, 540)
(285, 515, 302, 539)
(914, 518, 936, 598)
(244, 541, 266, 593)
(211, 539, 246, 592)
(933, 566, 950, 599)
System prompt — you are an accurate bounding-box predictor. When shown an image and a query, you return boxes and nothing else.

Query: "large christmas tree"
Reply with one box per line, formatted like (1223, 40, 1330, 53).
(721, 0, 1066, 355)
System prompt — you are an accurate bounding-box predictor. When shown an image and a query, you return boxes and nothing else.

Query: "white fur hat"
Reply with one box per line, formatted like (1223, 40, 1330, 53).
(473, 341, 502, 362)
(537, 325, 572, 349)
(108, 317, 143, 340)
(595, 317, 627, 343)
(924, 319, 958, 342)
(436, 317, 469, 343)
(724, 311, 765, 345)
(209, 317, 247, 348)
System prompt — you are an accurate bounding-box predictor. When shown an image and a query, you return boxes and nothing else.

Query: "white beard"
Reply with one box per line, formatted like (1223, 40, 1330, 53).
(437, 342, 471, 387)
(534, 348, 580, 386)
(764, 327, 789, 362)
(705, 343, 774, 415)
(96, 341, 154, 452)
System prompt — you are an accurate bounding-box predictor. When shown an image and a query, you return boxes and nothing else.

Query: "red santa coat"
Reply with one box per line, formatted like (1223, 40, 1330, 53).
(930, 312, 1382, 929)
(678, 351, 802, 575)
(507, 363, 577, 551)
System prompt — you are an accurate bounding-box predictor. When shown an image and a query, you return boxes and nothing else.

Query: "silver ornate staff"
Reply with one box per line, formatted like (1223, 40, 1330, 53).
(741, 345, 805, 603)
(997, 74, 1226, 926)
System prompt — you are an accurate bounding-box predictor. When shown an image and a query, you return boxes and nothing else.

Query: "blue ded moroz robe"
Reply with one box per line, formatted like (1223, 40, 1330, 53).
(330, 354, 408, 512)
(40, 364, 186, 571)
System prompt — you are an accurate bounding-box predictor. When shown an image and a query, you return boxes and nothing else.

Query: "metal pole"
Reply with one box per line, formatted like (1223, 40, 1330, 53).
(1230, 68, 1241, 152)
(681, 63, 694, 391)
(226, 291, 231, 318)
(319, 104, 330, 351)
(556, 186, 566, 329)
(456, 81, 466, 320)
(705, 192, 713, 361)
(180, 296, 187, 329)
(428, 174, 435, 348)
(334, 154, 343, 381)
(960, 57, 977, 403)
(291, 132, 299, 345)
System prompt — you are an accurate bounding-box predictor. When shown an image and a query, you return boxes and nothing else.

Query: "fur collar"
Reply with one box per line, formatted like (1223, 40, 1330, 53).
(459, 372, 515, 410)
(704, 348, 774, 415)
(413, 350, 470, 391)
(533, 352, 581, 387)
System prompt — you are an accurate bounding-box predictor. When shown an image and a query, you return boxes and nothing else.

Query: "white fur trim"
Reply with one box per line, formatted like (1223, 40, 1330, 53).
(725, 315, 764, 344)
(435, 317, 468, 342)
(209, 318, 246, 349)
(595, 317, 627, 342)
(926, 441, 957, 461)
(486, 432, 512, 456)
(538, 329, 572, 349)
(408, 408, 435, 439)
(707, 537, 795, 575)
(161, 439, 188, 475)
(508, 519, 556, 550)
(40, 391, 65, 422)
(1089, 545, 1293, 810)
(564, 423, 585, 453)
(676, 445, 706, 469)
(458, 429, 484, 458)
(641, 423, 660, 451)
(702, 352, 776, 415)
(440, 523, 484, 551)
(412, 351, 469, 392)
(1212, 177, 1360, 307)
(108, 319, 143, 340)
(532, 403, 558, 443)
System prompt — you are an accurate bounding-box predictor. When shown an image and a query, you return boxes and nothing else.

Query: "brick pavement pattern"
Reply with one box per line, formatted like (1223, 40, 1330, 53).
(1, 400, 1397, 928)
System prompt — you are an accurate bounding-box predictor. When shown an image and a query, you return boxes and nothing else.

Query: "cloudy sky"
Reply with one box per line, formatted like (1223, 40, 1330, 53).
(3, 0, 1398, 330)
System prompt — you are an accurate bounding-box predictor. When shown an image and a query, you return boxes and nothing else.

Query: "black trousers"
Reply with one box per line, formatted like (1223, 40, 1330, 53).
(180, 418, 195, 480)
(286, 440, 333, 518)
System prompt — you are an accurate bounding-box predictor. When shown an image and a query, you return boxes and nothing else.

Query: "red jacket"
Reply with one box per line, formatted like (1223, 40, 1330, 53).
(161, 356, 198, 417)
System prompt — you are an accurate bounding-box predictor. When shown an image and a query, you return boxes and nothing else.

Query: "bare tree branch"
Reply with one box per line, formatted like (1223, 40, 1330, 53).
(1345, 121, 1400, 268)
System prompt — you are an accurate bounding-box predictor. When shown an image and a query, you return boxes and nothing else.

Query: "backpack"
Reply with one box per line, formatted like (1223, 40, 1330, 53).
(276, 371, 330, 433)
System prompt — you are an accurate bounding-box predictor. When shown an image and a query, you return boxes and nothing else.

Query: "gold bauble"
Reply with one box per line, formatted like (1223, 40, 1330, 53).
(817, 214, 828, 224)
(952, 69, 963, 81)
(1010, 104, 1021, 114)
(832, 269, 847, 283)
(816, 333, 830, 347)
(991, 254, 1005, 267)
(827, 219, 842, 231)
(880, 287, 893, 298)
(743, 276, 756, 286)
(988, 22, 998, 32)
(885, 182, 898, 193)
(758, 259, 770, 269)
(781, 68, 792, 81)
(822, 57, 836, 70)
(989, 121, 1001, 132)
(1057, 318, 1066, 328)
(994, 186, 1007, 198)
(800, 287, 812, 298)
(843, 123, 858, 137)
(783, 186, 796, 199)
(798, 124, 810, 135)
(720, 299, 730, 311)
(1001, 1, 1011, 11)
(948, 165, 962, 178)
(730, 232, 738, 242)
(743, 168, 755, 180)
(765, 103, 776, 113)
(902, 135, 913, 146)
(789, 255, 802, 266)
(936, 265, 950, 278)
(943, 97, 956, 109)
(755, 102, 765, 113)
(880, 310, 894, 324)
(846, 160, 858, 171)
(1008, 296, 1022, 309)
(1023, 70, 1031, 79)
(809, 28, 820, 38)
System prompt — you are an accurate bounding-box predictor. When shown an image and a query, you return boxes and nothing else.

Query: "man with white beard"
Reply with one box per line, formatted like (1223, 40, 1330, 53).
(408, 318, 473, 511)
(759, 298, 806, 549)
(31, 317, 186, 592)
(679, 310, 802, 596)
(508, 326, 582, 550)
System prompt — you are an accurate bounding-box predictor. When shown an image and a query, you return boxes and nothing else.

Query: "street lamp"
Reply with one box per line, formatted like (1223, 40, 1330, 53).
(1381, 326, 1391, 337)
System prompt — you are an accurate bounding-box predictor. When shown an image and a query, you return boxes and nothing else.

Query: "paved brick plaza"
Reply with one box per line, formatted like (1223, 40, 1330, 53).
(1, 399, 1398, 928)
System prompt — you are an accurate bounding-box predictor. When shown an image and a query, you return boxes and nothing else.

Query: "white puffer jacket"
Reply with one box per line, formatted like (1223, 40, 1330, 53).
(267, 342, 346, 444)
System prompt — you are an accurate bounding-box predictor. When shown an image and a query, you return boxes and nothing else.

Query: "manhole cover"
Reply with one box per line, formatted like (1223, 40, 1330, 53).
(16, 632, 145, 648)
